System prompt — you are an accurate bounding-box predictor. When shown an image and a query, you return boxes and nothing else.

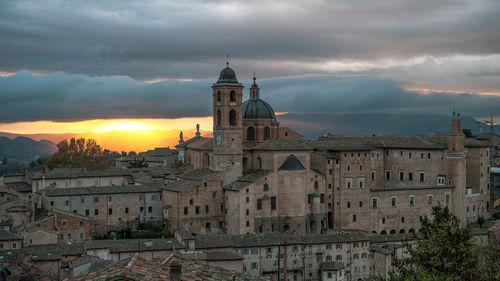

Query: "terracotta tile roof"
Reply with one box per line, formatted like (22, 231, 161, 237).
(51, 208, 96, 222)
(68, 252, 266, 281)
(5, 182, 32, 193)
(278, 154, 306, 171)
(84, 239, 183, 253)
(224, 170, 272, 191)
(163, 169, 222, 192)
(31, 168, 132, 180)
(43, 183, 164, 197)
(0, 229, 22, 241)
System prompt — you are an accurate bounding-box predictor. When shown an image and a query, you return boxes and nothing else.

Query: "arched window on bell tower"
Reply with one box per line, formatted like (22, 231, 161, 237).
(230, 91, 236, 102)
(217, 91, 221, 102)
(264, 127, 270, 140)
(229, 110, 236, 126)
(247, 127, 255, 141)
(217, 110, 221, 127)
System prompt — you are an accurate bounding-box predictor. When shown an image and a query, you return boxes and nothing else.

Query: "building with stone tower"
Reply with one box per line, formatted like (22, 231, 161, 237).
(169, 65, 491, 236)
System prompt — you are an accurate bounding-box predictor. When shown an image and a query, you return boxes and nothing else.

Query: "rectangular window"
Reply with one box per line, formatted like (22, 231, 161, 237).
(94, 197, 99, 203)
(359, 201, 363, 207)
(212, 192, 217, 199)
(271, 197, 277, 210)
(109, 179, 113, 185)
(409, 152, 412, 159)
(360, 165, 363, 171)
(346, 178, 352, 189)
(399, 171, 404, 181)
(125, 207, 129, 214)
(184, 207, 188, 215)
(117, 196, 120, 202)
(80, 233, 84, 240)
(195, 206, 200, 214)
(151, 194, 158, 201)
(59, 234, 64, 241)
(386, 171, 390, 180)
(108, 208, 112, 215)
(205, 205, 209, 213)
(125, 195, 129, 202)
(62, 220, 67, 226)
(140, 206, 144, 213)
(139, 195, 145, 201)
(94, 179, 98, 185)
(65, 200, 69, 206)
(50, 201, 54, 206)
(419, 172, 425, 182)
(329, 169, 333, 175)
(65, 182, 69, 188)
(257, 199, 262, 210)
(358, 179, 363, 189)
(371, 171, 375, 181)
(81, 197, 85, 203)
(148, 206, 152, 213)
(347, 201, 351, 208)
(77, 180, 82, 186)
(67, 233, 71, 240)
(427, 152, 431, 159)
(85, 209, 89, 216)
(320, 194, 325, 203)
(372, 198, 378, 208)
(308, 194, 313, 204)
(409, 195, 415, 206)
(391, 196, 397, 207)
(108, 196, 112, 202)
(437, 176, 446, 185)
(428, 194, 433, 205)
(408, 172, 413, 181)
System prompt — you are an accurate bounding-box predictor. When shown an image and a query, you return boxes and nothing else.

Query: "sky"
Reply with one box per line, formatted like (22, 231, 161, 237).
(0, 0, 499, 150)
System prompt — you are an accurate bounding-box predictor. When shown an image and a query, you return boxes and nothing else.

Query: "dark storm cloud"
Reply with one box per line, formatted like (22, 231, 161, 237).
(1, 71, 498, 123)
(0, 0, 499, 81)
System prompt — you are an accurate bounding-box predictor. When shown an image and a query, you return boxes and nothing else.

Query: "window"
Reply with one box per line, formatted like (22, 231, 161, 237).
(77, 180, 82, 186)
(247, 127, 255, 141)
(359, 201, 363, 207)
(372, 198, 378, 208)
(386, 171, 391, 180)
(445, 194, 450, 205)
(152, 194, 158, 201)
(229, 110, 236, 126)
(140, 195, 145, 201)
(230, 91, 236, 102)
(271, 197, 276, 210)
(94, 209, 99, 215)
(65, 182, 69, 188)
(195, 206, 200, 214)
(109, 179, 113, 185)
(263, 184, 269, 191)
(81, 197, 85, 203)
(205, 205, 209, 213)
(65, 200, 69, 206)
(108, 196, 112, 202)
(85, 209, 90, 216)
(399, 171, 404, 181)
(320, 194, 325, 203)
(108, 208, 112, 215)
(409, 195, 415, 206)
(216, 91, 221, 102)
(251, 262, 258, 270)
(67, 233, 71, 240)
(347, 201, 351, 208)
(212, 192, 217, 199)
(50, 201, 54, 206)
(80, 233, 84, 240)
(184, 207, 188, 215)
(419, 172, 425, 182)
(409, 152, 412, 159)
(62, 220, 67, 226)
(408, 172, 413, 181)
(428, 194, 433, 205)
(347, 165, 350, 171)
(336, 255, 342, 261)
(391, 196, 397, 207)
(148, 206, 152, 213)
(125, 207, 129, 214)
(427, 152, 431, 159)
(371, 171, 375, 181)
(437, 176, 446, 185)
(246, 220, 249, 227)
(246, 197, 249, 203)
(360, 165, 363, 171)
(125, 195, 129, 202)
(257, 199, 262, 210)
(314, 181, 319, 189)
(59, 234, 64, 241)
(420, 153, 424, 159)
(94, 197, 99, 203)
(308, 194, 313, 204)
(353, 214, 357, 222)
(264, 127, 270, 140)
(329, 169, 333, 175)
(140, 206, 144, 213)
(346, 178, 352, 189)
(94, 179, 98, 185)
(358, 179, 363, 189)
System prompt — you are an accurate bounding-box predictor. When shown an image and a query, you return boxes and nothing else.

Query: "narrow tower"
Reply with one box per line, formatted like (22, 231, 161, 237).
(212, 63, 244, 184)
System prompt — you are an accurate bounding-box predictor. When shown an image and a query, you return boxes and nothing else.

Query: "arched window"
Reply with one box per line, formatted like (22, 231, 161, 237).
(400, 229, 405, 234)
(217, 110, 221, 127)
(353, 214, 357, 222)
(409, 228, 415, 234)
(230, 91, 236, 102)
(314, 181, 319, 189)
(216, 91, 221, 102)
(263, 183, 269, 191)
(229, 110, 236, 126)
(264, 127, 270, 140)
(247, 127, 255, 141)
(381, 230, 387, 235)
(390, 229, 396, 235)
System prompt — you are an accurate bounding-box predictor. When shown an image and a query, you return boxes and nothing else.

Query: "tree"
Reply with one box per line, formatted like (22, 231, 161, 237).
(388, 206, 500, 281)
(128, 156, 148, 168)
(45, 137, 113, 170)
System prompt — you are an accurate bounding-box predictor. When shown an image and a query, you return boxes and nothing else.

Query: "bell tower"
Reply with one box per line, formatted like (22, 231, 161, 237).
(212, 63, 244, 184)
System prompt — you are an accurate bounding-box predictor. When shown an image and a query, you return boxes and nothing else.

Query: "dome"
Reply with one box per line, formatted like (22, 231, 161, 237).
(217, 67, 239, 84)
(242, 98, 276, 120)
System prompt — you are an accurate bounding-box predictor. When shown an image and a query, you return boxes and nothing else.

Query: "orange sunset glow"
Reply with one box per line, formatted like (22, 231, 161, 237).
(0, 117, 214, 152)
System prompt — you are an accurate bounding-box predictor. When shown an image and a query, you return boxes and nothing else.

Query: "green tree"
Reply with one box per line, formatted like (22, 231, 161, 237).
(45, 137, 113, 170)
(388, 206, 500, 281)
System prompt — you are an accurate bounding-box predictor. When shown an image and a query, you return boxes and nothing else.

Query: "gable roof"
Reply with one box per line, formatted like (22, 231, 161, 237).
(51, 208, 96, 222)
(0, 229, 22, 241)
(278, 154, 306, 171)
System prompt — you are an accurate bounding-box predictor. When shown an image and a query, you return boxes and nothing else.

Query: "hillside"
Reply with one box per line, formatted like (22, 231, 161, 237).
(0, 136, 57, 163)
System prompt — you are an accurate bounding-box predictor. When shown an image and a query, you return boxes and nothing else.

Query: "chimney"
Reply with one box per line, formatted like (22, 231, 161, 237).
(170, 260, 182, 281)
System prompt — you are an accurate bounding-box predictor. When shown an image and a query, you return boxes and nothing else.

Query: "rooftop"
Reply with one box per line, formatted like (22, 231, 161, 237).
(31, 168, 132, 180)
(43, 183, 163, 197)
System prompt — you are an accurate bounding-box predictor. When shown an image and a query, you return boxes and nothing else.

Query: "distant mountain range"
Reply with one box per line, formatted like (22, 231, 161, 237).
(0, 136, 57, 164)
(0, 113, 497, 162)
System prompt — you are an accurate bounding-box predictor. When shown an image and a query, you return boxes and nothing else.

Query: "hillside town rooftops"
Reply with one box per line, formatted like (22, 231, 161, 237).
(43, 183, 164, 197)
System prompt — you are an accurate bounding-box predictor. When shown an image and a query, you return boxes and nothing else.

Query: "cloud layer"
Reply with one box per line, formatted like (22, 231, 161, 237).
(1, 71, 499, 123)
